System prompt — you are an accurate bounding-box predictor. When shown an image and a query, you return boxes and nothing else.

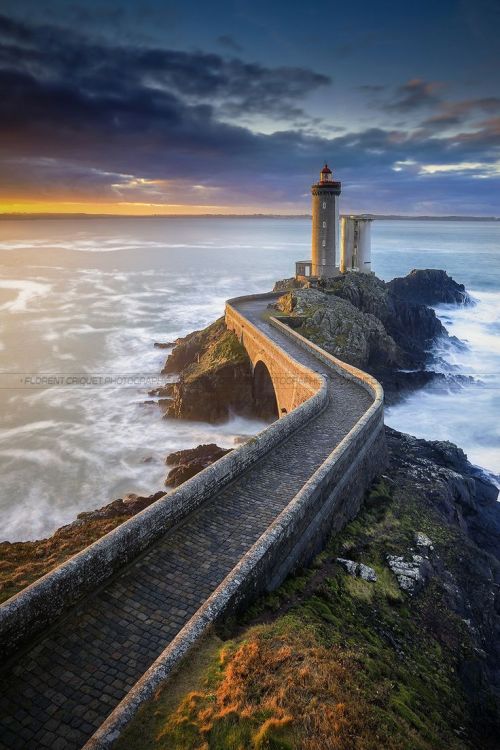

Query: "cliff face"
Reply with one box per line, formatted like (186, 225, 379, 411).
(273, 269, 468, 402)
(161, 318, 255, 423)
(116, 427, 500, 750)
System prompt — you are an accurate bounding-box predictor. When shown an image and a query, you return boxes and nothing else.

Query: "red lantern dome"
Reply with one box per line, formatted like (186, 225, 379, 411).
(320, 163, 333, 182)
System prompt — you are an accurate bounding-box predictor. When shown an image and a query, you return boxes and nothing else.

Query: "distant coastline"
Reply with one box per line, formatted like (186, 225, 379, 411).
(0, 212, 499, 222)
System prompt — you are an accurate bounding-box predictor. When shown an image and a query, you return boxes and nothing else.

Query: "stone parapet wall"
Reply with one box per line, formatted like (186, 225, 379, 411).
(83, 293, 385, 750)
(225, 293, 322, 413)
(0, 309, 327, 661)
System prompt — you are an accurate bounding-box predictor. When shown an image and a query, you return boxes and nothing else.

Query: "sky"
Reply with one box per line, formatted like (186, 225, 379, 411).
(0, 0, 499, 215)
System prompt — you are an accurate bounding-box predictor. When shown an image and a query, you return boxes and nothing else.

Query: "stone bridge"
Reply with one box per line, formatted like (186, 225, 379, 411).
(225, 298, 320, 418)
(0, 292, 386, 750)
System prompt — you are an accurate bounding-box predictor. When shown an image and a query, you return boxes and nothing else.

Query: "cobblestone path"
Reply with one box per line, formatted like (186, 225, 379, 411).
(0, 295, 372, 750)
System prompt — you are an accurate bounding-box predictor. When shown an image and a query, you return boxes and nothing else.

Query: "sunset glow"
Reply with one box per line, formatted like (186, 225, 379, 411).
(0, 1, 498, 217)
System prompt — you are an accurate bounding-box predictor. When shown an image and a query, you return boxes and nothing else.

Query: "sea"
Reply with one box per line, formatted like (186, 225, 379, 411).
(0, 217, 499, 541)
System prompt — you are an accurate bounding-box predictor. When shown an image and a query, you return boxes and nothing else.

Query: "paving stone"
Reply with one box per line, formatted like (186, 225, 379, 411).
(0, 297, 372, 749)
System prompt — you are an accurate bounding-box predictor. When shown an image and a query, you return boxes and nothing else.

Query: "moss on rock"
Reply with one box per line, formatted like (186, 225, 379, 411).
(115, 428, 500, 750)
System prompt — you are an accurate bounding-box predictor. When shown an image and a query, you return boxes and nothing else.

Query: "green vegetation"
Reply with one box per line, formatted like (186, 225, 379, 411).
(184, 326, 249, 384)
(116, 478, 482, 750)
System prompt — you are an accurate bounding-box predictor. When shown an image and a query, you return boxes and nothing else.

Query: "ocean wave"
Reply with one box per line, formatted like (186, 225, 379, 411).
(0, 279, 52, 312)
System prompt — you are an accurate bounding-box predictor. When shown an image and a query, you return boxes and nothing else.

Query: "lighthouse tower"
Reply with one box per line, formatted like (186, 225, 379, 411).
(311, 163, 341, 278)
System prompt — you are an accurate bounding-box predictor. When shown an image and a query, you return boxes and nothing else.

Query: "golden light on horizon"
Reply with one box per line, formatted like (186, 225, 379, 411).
(0, 200, 306, 216)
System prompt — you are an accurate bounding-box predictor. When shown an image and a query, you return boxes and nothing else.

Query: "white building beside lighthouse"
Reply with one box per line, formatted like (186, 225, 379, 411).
(340, 215, 373, 274)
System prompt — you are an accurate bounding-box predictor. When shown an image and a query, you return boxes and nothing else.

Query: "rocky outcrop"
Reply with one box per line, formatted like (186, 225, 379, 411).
(273, 277, 308, 292)
(336, 558, 377, 581)
(165, 443, 232, 487)
(387, 428, 500, 560)
(275, 288, 403, 370)
(386, 552, 431, 592)
(75, 491, 166, 521)
(384, 427, 500, 722)
(323, 272, 447, 362)
(126, 427, 500, 749)
(273, 270, 470, 402)
(387, 268, 470, 306)
(161, 318, 255, 423)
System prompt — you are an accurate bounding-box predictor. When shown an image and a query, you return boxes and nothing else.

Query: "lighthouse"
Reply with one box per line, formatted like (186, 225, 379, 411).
(311, 163, 341, 278)
(295, 163, 372, 283)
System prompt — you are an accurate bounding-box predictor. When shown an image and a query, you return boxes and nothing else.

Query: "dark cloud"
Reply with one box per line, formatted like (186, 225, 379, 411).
(422, 97, 500, 130)
(0, 14, 499, 214)
(386, 78, 441, 112)
(0, 13, 330, 124)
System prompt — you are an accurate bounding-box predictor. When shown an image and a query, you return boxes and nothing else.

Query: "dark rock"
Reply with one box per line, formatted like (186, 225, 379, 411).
(386, 427, 500, 560)
(325, 272, 447, 364)
(165, 443, 232, 487)
(387, 268, 471, 306)
(272, 269, 471, 401)
(76, 490, 166, 521)
(166, 442, 231, 466)
(153, 341, 176, 349)
(386, 427, 500, 723)
(162, 318, 255, 423)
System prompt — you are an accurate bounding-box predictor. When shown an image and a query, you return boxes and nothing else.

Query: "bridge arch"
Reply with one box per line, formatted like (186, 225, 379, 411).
(253, 360, 279, 420)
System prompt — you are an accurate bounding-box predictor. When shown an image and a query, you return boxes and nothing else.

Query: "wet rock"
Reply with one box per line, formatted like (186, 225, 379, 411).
(387, 268, 471, 306)
(148, 384, 175, 398)
(154, 341, 176, 348)
(165, 443, 232, 487)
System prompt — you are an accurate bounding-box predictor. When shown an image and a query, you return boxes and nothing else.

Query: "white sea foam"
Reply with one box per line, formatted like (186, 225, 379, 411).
(0, 279, 52, 312)
(1, 217, 499, 540)
(387, 289, 500, 479)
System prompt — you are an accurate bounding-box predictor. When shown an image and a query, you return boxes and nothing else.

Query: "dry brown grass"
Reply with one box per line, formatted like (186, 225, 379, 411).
(0, 516, 127, 603)
(150, 622, 406, 750)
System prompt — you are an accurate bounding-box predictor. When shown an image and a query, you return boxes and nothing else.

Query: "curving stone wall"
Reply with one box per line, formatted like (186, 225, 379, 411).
(0, 307, 327, 662)
(225, 293, 320, 414)
(0, 290, 385, 750)
(83, 293, 386, 750)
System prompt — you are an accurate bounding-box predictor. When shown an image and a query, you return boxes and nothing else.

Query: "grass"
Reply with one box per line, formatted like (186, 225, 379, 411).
(115, 477, 482, 750)
(0, 515, 128, 604)
(184, 329, 250, 384)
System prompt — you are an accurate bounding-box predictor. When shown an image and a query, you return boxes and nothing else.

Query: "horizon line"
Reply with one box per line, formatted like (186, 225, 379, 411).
(0, 212, 499, 222)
